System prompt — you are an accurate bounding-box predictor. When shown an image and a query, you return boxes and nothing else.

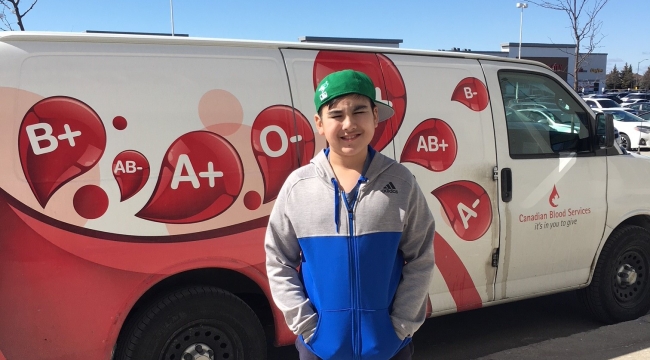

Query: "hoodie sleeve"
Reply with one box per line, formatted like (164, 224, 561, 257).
(265, 179, 318, 340)
(390, 177, 435, 340)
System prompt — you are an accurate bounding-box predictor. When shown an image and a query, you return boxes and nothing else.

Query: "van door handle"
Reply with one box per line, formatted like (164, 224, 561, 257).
(501, 168, 512, 202)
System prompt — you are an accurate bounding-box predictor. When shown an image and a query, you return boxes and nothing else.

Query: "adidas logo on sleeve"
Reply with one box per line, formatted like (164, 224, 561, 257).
(381, 182, 398, 194)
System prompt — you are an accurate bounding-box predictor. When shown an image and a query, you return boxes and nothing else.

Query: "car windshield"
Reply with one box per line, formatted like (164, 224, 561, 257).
(596, 99, 620, 108)
(603, 110, 648, 122)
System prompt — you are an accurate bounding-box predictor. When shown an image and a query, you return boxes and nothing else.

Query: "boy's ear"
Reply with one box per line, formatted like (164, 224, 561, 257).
(314, 113, 325, 135)
(373, 106, 379, 128)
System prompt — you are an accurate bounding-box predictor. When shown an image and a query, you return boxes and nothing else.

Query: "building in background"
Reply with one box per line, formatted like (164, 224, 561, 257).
(500, 43, 607, 94)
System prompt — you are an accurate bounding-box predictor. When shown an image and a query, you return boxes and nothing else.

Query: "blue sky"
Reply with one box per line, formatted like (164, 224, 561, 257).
(6, 0, 650, 73)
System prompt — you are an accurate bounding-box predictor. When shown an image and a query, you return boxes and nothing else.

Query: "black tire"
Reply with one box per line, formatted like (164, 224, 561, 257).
(579, 225, 650, 324)
(620, 133, 631, 150)
(115, 286, 267, 360)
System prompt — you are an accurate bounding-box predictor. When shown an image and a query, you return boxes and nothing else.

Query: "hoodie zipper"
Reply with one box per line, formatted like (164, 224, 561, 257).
(348, 209, 359, 360)
(339, 177, 367, 360)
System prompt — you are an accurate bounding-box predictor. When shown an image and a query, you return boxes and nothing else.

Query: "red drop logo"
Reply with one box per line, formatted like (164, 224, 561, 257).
(251, 105, 315, 203)
(375, 54, 407, 150)
(549, 185, 560, 207)
(113, 150, 150, 201)
(451, 77, 489, 112)
(136, 131, 243, 224)
(432, 181, 492, 241)
(313, 51, 406, 152)
(18, 96, 107, 208)
(400, 119, 457, 172)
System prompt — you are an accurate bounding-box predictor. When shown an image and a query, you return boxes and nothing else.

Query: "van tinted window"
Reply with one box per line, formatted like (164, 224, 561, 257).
(499, 71, 592, 158)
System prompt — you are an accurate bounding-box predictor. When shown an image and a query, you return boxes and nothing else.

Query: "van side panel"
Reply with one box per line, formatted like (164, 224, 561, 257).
(0, 40, 297, 358)
(282, 49, 499, 315)
(606, 154, 650, 228)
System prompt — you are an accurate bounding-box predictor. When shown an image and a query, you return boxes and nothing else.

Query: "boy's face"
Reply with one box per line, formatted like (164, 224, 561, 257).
(315, 94, 378, 161)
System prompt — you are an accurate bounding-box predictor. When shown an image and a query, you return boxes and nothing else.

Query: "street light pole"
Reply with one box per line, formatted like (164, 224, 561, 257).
(516, 3, 528, 59)
(170, 0, 175, 36)
(637, 59, 648, 90)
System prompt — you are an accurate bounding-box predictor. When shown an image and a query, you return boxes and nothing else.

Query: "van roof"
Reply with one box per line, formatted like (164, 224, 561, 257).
(0, 31, 549, 70)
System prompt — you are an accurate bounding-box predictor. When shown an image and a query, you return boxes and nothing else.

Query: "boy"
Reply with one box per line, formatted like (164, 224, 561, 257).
(265, 69, 435, 360)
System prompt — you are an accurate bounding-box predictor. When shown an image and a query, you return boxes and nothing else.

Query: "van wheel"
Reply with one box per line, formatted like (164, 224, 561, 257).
(579, 225, 650, 324)
(115, 286, 267, 360)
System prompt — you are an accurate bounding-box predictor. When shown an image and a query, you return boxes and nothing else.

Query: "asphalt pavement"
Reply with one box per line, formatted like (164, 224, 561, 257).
(474, 314, 650, 360)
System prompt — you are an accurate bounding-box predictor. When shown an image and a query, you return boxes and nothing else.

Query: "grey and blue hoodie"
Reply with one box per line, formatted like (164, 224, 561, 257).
(265, 148, 435, 360)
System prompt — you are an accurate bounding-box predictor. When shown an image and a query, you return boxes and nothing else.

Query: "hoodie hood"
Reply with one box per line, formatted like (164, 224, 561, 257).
(310, 147, 396, 187)
(310, 147, 396, 233)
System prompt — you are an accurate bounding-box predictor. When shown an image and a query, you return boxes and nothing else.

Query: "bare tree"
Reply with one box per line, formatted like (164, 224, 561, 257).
(528, 0, 609, 91)
(0, 0, 38, 31)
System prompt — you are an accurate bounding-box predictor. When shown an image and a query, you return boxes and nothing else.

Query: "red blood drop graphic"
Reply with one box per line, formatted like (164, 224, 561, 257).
(136, 131, 244, 224)
(434, 232, 482, 311)
(18, 96, 107, 208)
(113, 150, 150, 201)
(400, 119, 457, 172)
(244, 191, 262, 210)
(431, 181, 492, 241)
(376, 54, 407, 151)
(73, 185, 109, 219)
(313, 51, 406, 152)
(251, 105, 315, 203)
(451, 77, 489, 112)
(549, 185, 560, 208)
(113, 116, 127, 130)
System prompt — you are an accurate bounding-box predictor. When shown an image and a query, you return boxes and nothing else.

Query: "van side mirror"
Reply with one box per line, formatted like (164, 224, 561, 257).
(595, 112, 615, 148)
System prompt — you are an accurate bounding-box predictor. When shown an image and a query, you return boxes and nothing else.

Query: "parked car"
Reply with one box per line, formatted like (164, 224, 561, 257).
(624, 101, 650, 112)
(619, 93, 650, 102)
(505, 101, 552, 110)
(516, 108, 579, 133)
(600, 109, 650, 150)
(639, 111, 650, 121)
(584, 98, 638, 114)
(620, 98, 650, 107)
(605, 91, 630, 99)
(595, 93, 624, 103)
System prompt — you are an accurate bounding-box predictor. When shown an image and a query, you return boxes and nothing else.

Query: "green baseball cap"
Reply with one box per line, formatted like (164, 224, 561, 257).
(314, 69, 395, 122)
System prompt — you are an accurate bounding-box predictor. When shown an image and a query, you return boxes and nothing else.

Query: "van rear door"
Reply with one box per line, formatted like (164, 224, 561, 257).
(385, 54, 499, 314)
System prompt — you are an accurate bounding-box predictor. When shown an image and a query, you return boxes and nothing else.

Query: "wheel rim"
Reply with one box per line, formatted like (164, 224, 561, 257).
(613, 248, 649, 308)
(161, 321, 241, 360)
(621, 136, 629, 149)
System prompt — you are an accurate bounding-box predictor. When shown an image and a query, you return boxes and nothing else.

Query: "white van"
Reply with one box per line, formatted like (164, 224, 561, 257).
(0, 32, 645, 360)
